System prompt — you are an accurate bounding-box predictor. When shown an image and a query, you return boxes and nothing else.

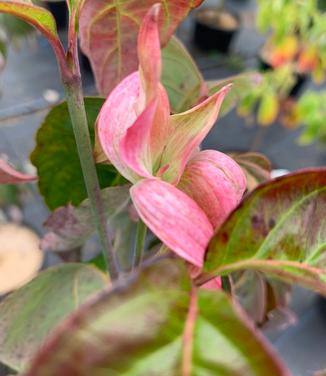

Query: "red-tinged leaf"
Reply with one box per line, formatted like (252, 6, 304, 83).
(0, 263, 108, 372)
(41, 185, 130, 252)
(202, 169, 326, 296)
(0, 158, 36, 184)
(160, 85, 231, 184)
(178, 150, 246, 229)
(131, 179, 213, 267)
(79, 0, 204, 95)
(24, 259, 192, 376)
(229, 152, 272, 191)
(0, 0, 67, 75)
(23, 259, 289, 376)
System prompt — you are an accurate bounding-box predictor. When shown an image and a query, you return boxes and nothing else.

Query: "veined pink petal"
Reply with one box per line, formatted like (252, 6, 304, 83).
(97, 72, 142, 183)
(0, 159, 36, 184)
(120, 100, 157, 178)
(138, 4, 161, 102)
(130, 179, 213, 267)
(159, 85, 231, 184)
(178, 150, 246, 229)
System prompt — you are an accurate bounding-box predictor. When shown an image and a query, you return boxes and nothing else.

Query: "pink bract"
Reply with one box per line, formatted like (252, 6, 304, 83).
(97, 4, 246, 272)
(131, 179, 213, 267)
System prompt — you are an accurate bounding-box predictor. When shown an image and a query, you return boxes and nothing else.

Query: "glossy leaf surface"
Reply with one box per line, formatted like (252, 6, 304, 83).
(24, 259, 289, 376)
(0, 263, 107, 372)
(0, 0, 58, 42)
(30, 98, 126, 209)
(25, 259, 191, 375)
(204, 169, 326, 296)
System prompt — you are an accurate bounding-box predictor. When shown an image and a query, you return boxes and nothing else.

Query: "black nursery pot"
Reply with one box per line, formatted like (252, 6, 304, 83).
(258, 57, 308, 98)
(193, 8, 239, 53)
(46, 1, 68, 30)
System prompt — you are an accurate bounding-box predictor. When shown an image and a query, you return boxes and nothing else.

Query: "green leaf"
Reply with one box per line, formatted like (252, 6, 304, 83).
(0, 0, 58, 39)
(192, 289, 289, 376)
(30, 97, 126, 210)
(0, 263, 108, 372)
(208, 72, 262, 117)
(0, 0, 66, 70)
(79, 0, 204, 95)
(25, 259, 191, 375)
(203, 169, 326, 296)
(87, 253, 107, 271)
(162, 36, 206, 113)
(24, 259, 288, 375)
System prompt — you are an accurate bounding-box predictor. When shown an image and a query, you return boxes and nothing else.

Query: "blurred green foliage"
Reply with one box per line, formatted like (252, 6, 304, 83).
(237, 0, 326, 144)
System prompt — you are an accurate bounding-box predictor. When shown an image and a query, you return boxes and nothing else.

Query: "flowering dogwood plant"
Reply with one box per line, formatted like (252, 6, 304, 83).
(96, 5, 246, 269)
(0, 1, 325, 375)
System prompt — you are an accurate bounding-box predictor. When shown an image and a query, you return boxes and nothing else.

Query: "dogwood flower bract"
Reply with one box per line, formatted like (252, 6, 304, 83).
(97, 4, 246, 268)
